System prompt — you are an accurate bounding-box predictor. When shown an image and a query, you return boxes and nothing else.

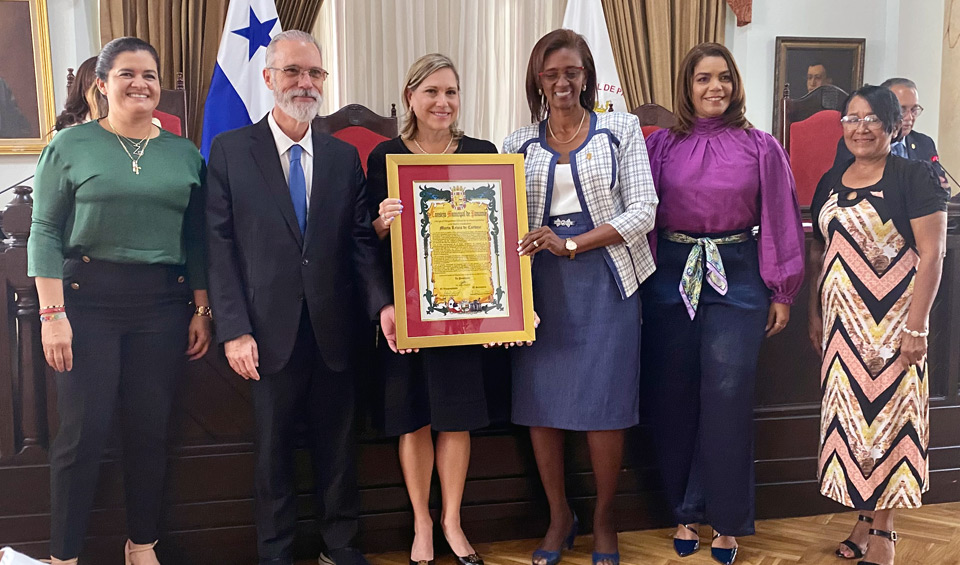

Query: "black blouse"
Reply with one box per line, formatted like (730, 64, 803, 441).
(366, 135, 499, 219)
(811, 153, 948, 248)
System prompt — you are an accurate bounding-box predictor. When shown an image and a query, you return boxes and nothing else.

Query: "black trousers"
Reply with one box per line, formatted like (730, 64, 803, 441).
(49, 259, 192, 559)
(641, 236, 769, 537)
(253, 307, 359, 565)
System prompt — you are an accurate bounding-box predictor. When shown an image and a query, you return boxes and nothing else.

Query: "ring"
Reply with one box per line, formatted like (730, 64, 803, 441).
(533, 241, 539, 247)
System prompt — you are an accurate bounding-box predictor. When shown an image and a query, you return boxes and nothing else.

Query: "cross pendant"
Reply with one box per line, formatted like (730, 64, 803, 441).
(132, 160, 140, 175)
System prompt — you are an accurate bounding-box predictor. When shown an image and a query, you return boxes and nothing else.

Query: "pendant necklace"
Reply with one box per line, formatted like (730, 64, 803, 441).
(110, 119, 151, 175)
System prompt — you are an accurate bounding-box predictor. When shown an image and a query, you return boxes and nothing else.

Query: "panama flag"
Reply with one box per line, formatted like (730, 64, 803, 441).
(200, 0, 281, 158)
(562, 0, 626, 113)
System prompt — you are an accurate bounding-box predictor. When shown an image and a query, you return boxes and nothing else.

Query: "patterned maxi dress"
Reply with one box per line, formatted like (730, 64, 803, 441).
(817, 188, 929, 510)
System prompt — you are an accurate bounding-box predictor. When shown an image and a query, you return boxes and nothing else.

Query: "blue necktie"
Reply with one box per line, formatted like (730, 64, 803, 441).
(288, 144, 307, 234)
(891, 140, 907, 158)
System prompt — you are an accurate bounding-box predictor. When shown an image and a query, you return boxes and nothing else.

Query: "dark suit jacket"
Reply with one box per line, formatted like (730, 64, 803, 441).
(833, 129, 943, 175)
(206, 116, 390, 374)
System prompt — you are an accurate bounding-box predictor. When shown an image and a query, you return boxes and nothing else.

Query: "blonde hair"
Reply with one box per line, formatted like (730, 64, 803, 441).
(400, 53, 464, 141)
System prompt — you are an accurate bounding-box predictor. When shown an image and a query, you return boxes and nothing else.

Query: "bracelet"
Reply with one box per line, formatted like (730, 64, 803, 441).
(39, 306, 66, 314)
(903, 327, 929, 338)
(194, 305, 213, 319)
(40, 311, 67, 323)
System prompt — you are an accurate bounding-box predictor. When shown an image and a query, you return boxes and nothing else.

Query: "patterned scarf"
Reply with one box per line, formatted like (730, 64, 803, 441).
(662, 230, 752, 319)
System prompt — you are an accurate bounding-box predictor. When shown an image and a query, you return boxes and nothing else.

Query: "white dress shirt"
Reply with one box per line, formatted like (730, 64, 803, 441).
(267, 110, 314, 211)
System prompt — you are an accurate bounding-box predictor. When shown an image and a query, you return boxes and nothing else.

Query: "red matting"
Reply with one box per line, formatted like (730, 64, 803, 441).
(396, 163, 526, 338)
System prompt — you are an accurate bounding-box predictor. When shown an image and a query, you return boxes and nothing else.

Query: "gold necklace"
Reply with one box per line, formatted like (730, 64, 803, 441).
(109, 119, 151, 175)
(548, 109, 587, 144)
(413, 135, 455, 154)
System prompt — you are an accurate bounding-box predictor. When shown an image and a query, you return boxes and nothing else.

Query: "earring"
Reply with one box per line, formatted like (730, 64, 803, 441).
(538, 88, 542, 96)
(582, 84, 587, 91)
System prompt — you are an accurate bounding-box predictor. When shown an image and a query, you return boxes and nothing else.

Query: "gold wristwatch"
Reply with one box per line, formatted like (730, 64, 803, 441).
(565, 238, 578, 260)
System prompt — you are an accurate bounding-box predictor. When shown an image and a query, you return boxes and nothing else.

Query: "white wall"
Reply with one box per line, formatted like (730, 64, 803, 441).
(0, 0, 98, 206)
(725, 0, 944, 141)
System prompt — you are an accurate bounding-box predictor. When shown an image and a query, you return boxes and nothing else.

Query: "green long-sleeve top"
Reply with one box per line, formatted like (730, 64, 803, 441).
(27, 120, 207, 289)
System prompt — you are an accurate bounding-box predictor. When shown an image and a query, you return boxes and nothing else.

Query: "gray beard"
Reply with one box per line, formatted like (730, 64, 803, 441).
(276, 88, 322, 123)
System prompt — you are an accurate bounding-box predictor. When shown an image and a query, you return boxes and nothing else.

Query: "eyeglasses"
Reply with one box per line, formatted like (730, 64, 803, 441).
(840, 115, 884, 129)
(267, 66, 330, 82)
(538, 66, 585, 83)
(901, 105, 924, 117)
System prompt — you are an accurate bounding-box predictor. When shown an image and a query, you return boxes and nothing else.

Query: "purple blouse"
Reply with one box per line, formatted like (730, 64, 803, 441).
(645, 117, 805, 304)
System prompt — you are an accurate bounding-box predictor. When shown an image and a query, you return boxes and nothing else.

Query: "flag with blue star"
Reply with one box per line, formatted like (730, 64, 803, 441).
(200, 0, 281, 159)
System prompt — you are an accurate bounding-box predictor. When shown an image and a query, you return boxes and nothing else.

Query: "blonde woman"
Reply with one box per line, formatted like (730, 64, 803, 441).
(366, 54, 503, 565)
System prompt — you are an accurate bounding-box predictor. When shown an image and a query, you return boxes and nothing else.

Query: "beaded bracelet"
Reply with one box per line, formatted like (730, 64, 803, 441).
(40, 311, 67, 323)
(903, 327, 929, 338)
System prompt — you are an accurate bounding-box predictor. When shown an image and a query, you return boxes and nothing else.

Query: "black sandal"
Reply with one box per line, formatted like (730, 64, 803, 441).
(836, 514, 873, 559)
(857, 528, 897, 565)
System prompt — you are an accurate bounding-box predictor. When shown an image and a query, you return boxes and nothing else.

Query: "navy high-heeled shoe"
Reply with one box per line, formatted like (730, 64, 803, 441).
(673, 524, 700, 557)
(710, 533, 738, 565)
(531, 512, 579, 565)
(591, 551, 619, 565)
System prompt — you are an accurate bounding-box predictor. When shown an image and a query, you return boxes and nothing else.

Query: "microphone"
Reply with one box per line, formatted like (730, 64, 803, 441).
(932, 156, 958, 187)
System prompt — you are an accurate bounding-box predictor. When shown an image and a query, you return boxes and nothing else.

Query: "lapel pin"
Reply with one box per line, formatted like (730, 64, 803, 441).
(586, 152, 592, 160)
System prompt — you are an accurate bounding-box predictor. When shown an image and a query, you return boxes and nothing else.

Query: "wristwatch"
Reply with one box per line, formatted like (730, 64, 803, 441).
(565, 238, 578, 260)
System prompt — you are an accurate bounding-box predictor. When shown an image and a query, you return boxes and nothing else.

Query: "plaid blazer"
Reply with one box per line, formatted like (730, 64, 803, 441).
(503, 111, 657, 297)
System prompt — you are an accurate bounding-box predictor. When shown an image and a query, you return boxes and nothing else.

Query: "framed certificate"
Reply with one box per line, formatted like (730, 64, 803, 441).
(386, 153, 535, 349)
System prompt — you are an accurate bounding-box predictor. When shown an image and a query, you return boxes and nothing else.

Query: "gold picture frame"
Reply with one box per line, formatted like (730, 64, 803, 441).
(772, 36, 865, 137)
(0, 0, 55, 154)
(386, 153, 536, 349)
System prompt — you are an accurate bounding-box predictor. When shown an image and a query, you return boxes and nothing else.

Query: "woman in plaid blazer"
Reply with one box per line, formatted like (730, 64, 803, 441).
(503, 29, 657, 565)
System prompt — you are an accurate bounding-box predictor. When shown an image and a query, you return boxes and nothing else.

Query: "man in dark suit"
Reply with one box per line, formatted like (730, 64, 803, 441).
(834, 77, 947, 188)
(206, 30, 399, 565)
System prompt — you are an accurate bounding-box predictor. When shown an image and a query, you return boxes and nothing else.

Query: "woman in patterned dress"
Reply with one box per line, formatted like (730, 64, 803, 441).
(809, 85, 948, 565)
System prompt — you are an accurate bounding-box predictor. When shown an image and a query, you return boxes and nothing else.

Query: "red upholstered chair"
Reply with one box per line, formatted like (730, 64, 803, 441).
(788, 110, 843, 206)
(153, 72, 188, 137)
(313, 104, 398, 173)
(778, 84, 848, 206)
(631, 103, 676, 140)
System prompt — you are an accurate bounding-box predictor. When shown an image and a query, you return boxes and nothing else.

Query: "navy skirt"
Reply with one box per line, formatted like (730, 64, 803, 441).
(511, 212, 641, 431)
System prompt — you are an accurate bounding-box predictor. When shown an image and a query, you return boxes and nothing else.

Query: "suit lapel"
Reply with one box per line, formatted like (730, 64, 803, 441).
(250, 116, 304, 248)
(303, 130, 333, 252)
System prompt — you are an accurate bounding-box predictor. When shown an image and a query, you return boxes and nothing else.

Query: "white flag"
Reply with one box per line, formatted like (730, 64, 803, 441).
(562, 0, 627, 113)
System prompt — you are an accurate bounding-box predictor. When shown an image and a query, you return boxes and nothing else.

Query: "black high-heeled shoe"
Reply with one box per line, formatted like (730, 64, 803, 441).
(837, 514, 874, 559)
(857, 528, 897, 565)
(409, 560, 435, 565)
(710, 533, 738, 565)
(453, 554, 483, 565)
(673, 524, 700, 557)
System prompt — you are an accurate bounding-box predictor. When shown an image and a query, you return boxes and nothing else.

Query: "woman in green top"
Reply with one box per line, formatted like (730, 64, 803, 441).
(27, 37, 211, 565)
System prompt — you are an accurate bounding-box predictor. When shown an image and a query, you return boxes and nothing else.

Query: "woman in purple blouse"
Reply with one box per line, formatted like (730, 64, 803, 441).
(641, 43, 804, 564)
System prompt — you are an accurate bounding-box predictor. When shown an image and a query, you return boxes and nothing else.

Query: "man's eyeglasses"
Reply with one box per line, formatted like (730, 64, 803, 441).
(267, 66, 330, 82)
(538, 66, 585, 83)
(901, 105, 924, 118)
(840, 115, 884, 129)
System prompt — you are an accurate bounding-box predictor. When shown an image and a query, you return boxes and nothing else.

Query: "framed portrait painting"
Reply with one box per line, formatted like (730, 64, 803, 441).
(0, 0, 55, 154)
(386, 153, 536, 349)
(772, 36, 865, 133)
